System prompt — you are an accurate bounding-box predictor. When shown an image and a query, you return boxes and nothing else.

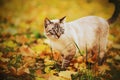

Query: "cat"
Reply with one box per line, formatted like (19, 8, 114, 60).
(44, 0, 120, 69)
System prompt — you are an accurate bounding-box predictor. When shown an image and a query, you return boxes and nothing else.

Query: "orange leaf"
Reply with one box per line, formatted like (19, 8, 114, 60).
(53, 52, 62, 61)
(77, 56, 84, 63)
(35, 69, 42, 76)
(16, 35, 28, 44)
(19, 45, 36, 57)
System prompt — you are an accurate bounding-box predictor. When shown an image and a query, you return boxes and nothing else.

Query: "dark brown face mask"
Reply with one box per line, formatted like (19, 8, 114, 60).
(44, 16, 66, 39)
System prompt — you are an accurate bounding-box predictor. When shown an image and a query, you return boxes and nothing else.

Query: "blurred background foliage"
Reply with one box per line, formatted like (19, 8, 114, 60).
(0, 0, 120, 43)
(0, 0, 120, 80)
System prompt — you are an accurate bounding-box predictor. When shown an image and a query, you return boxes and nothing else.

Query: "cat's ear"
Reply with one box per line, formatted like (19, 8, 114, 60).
(59, 16, 66, 23)
(44, 18, 51, 28)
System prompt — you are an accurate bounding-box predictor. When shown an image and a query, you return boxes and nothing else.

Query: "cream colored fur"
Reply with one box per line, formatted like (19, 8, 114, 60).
(45, 16, 109, 68)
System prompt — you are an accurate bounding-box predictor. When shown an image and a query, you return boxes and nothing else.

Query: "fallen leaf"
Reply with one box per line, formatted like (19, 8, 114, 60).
(114, 55, 120, 60)
(59, 71, 76, 79)
(76, 56, 84, 63)
(16, 35, 28, 44)
(19, 45, 36, 57)
(53, 52, 62, 61)
(0, 57, 10, 62)
(3, 40, 17, 48)
(35, 69, 42, 76)
(35, 77, 46, 80)
(98, 64, 110, 74)
(48, 75, 67, 80)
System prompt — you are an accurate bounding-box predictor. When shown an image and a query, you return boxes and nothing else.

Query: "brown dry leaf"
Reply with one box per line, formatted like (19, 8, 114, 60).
(91, 64, 100, 76)
(17, 67, 26, 75)
(53, 52, 62, 61)
(9, 66, 17, 75)
(16, 35, 28, 44)
(24, 68, 30, 74)
(0, 63, 9, 73)
(86, 53, 98, 64)
(91, 53, 98, 62)
(22, 57, 36, 67)
(7, 52, 15, 57)
(35, 69, 42, 76)
(39, 52, 47, 59)
(19, 45, 36, 57)
(87, 58, 95, 64)
(17, 69, 25, 75)
(0, 57, 10, 62)
(17, 63, 30, 75)
(98, 64, 110, 74)
(39, 51, 51, 59)
(70, 59, 77, 68)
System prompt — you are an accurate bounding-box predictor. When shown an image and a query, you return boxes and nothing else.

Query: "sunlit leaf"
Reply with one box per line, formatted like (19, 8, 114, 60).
(35, 77, 46, 80)
(0, 57, 9, 62)
(98, 64, 110, 74)
(16, 35, 28, 44)
(48, 75, 65, 80)
(32, 44, 48, 53)
(114, 55, 120, 60)
(19, 45, 36, 57)
(59, 71, 76, 80)
(3, 40, 17, 48)
(0, 0, 120, 80)
(44, 66, 51, 73)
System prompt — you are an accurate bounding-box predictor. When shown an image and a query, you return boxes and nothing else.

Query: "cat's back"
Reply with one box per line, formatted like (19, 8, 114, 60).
(67, 16, 109, 31)
(75, 16, 107, 23)
(67, 16, 108, 28)
(65, 16, 109, 50)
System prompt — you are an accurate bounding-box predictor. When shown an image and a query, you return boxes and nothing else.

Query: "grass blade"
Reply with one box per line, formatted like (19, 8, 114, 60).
(73, 41, 83, 56)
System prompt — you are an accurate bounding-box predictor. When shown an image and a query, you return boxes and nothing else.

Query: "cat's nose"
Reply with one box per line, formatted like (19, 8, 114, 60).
(56, 35, 60, 39)
(58, 36, 60, 38)
(56, 35, 60, 38)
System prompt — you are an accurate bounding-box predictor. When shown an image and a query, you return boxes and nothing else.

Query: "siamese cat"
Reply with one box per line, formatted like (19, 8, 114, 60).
(44, 1, 119, 68)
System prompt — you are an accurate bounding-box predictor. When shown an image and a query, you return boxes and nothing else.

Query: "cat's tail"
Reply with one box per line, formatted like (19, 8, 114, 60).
(107, 0, 120, 24)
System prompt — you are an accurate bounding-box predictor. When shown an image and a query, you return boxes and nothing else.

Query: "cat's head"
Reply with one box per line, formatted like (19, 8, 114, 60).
(44, 16, 66, 39)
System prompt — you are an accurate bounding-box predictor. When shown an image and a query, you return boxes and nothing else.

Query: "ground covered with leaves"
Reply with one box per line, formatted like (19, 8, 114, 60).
(0, 0, 120, 80)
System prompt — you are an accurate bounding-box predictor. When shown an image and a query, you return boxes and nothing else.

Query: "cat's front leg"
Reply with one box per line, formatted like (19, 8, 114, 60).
(61, 54, 73, 69)
(98, 51, 106, 65)
(61, 48, 76, 69)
